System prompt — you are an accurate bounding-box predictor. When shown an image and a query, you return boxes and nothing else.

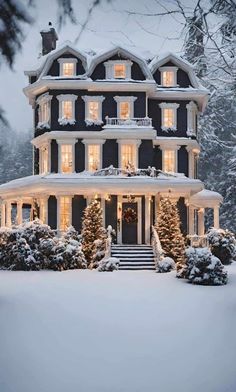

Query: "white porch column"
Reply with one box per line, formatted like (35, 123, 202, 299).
(117, 196, 122, 244)
(40, 197, 49, 224)
(198, 208, 205, 236)
(100, 196, 105, 227)
(145, 196, 151, 244)
(213, 206, 220, 229)
(186, 147, 194, 178)
(6, 201, 12, 227)
(155, 193, 160, 225)
(1, 202, 6, 227)
(188, 206, 195, 235)
(16, 200, 23, 225)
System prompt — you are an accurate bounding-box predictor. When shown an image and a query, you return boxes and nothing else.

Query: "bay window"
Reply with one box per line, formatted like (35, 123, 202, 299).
(37, 93, 52, 129)
(104, 60, 132, 79)
(114, 96, 137, 120)
(159, 102, 179, 131)
(82, 95, 105, 125)
(159, 66, 178, 87)
(57, 94, 77, 125)
(59, 196, 71, 231)
(57, 58, 77, 77)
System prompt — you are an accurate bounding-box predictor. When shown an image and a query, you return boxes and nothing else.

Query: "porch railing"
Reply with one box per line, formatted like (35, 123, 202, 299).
(151, 226, 165, 268)
(104, 225, 114, 258)
(105, 117, 152, 127)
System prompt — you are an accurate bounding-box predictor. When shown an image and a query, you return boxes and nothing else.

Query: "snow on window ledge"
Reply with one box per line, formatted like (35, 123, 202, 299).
(161, 126, 177, 132)
(85, 119, 103, 126)
(37, 122, 50, 130)
(58, 117, 76, 126)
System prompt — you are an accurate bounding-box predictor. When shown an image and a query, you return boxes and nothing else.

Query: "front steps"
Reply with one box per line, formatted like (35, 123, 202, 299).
(111, 245, 155, 271)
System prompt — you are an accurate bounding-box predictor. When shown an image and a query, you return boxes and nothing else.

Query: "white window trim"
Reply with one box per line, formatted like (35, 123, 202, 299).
(57, 139, 77, 173)
(56, 94, 77, 125)
(159, 145, 180, 173)
(117, 139, 141, 169)
(57, 196, 72, 232)
(159, 66, 178, 87)
(186, 101, 198, 137)
(104, 60, 133, 79)
(57, 58, 78, 77)
(82, 95, 105, 126)
(36, 93, 52, 129)
(159, 102, 179, 132)
(114, 96, 137, 119)
(82, 139, 105, 171)
(39, 142, 50, 174)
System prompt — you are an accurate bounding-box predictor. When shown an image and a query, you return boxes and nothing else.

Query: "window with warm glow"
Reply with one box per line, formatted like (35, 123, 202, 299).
(60, 197, 71, 231)
(162, 71, 175, 86)
(40, 200, 46, 223)
(120, 102, 130, 119)
(62, 62, 75, 77)
(61, 144, 73, 173)
(88, 145, 100, 171)
(121, 144, 135, 169)
(163, 108, 174, 128)
(62, 101, 73, 119)
(114, 64, 126, 78)
(40, 146, 48, 174)
(163, 150, 175, 172)
(40, 101, 49, 123)
(88, 101, 99, 121)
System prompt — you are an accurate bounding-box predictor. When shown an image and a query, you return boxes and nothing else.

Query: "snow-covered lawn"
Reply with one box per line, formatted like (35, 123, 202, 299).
(0, 265, 236, 392)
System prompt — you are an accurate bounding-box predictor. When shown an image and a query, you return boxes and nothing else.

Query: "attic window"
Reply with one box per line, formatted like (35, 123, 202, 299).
(114, 64, 126, 78)
(104, 60, 132, 79)
(159, 66, 178, 87)
(57, 58, 77, 77)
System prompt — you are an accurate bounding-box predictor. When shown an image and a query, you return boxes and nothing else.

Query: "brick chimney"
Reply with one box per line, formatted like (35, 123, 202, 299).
(40, 22, 58, 56)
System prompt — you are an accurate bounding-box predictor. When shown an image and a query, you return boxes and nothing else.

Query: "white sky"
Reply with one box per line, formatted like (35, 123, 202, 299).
(0, 0, 189, 131)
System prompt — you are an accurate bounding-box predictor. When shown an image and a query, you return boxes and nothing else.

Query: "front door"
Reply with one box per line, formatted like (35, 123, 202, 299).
(122, 202, 138, 244)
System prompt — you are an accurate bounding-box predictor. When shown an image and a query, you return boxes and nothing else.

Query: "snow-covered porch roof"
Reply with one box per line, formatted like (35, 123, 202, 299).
(189, 189, 223, 208)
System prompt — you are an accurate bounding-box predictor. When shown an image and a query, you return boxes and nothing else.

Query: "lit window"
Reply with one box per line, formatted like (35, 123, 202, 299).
(120, 102, 130, 119)
(121, 144, 136, 169)
(88, 145, 100, 171)
(159, 103, 179, 131)
(114, 64, 126, 78)
(61, 144, 73, 173)
(41, 101, 49, 123)
(57, 94, 77, 125)
(163, 108, 174, 128)
(62, 62, 75, 77)
(37, 94, 52, 128)
(40, 146, 49, 174)
(163, 150, 175, 172)
(60, 197, 71, 231)
(40, 199, 46, 224)
(114, 96, 137, 120)
(82, 96, 104, 125)
(62, 101, 73, 120)
(162, 71, 174, 87)
(88, 101, 99, 121)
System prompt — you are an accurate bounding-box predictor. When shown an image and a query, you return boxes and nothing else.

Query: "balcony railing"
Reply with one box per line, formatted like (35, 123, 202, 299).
(105, 117, 152, 127)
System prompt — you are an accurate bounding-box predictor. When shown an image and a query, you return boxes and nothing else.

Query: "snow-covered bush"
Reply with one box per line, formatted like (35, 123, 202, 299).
(178, 247, 228, 286)
(47, 237, 87, 271)
(97, 257, 120, 272)
(207, 228, 236, 265)
(156, 257, 175, 273)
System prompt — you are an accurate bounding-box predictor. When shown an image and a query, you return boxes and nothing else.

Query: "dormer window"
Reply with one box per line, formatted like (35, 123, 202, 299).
(104, 60, 132, 79)
(36, 93, 52, 129)
(159, 102, 179, 131)
(82, 96, 105, 126)
(57, 58, 77, 77)
(159, 66, 178, 87)
(56, 94, 77, 125)
(114, 96, 137, 119)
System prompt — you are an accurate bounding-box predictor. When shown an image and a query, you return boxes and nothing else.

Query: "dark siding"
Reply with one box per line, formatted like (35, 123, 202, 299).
(72, 195, 86, 232)
(103, 140, 118, 168)
(139, 140, 153, 168)
(34, 147, 39, 174)
(152, 60, 193, 87)
(177, 197, 187, 235)
(75, 140, 85, 172)
(48, 196, 57, 229)
(178, 146, 188, 176)
(51, 140, 58, 173)
(142, 196, 145, 244)
(30, 76, 37, 84)
(105, 196, 117, 242)
(47, 53, 85, 77)
(153, 146, 162, 170)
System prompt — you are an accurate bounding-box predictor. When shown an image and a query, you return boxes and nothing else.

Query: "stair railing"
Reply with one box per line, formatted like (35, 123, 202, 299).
(104, 225, 114, 258)
(151, 226, 165, 268)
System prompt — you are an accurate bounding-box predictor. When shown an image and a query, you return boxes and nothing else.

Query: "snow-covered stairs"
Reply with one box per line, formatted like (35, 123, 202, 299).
(111, 245, 155, 271)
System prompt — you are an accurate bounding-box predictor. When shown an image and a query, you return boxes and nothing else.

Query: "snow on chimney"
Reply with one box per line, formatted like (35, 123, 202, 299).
(40, 22, 58, 56)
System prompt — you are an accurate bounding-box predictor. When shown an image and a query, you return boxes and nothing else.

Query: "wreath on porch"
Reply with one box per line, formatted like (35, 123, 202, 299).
(122, 207, 138, 224)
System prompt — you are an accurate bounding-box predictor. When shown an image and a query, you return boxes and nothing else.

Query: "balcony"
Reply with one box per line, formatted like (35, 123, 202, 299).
(104, 117, 152, 127)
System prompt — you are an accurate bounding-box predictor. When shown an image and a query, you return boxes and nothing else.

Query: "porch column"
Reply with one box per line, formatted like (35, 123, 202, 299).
(6, 200, 12, 227)
(186, 147, 194, 178)
(16, 200, 23, 225)
(100, 196, 105, 227)
(188, 205, 195, 235)
(40, 197, 49, 224)
(1, 202, 6, 227)
(213, 206, 220, 229)
(145, 196, 151, 244)
(198, 208, 205, 236)
(155, 193, 160, 225)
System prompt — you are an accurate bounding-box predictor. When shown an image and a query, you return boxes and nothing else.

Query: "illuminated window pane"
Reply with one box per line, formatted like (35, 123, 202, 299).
(88, 145, 100, 171)
(41, 101, 49, 123)
(163, 71, 174, 86)
(60, 196, 71, 231)
(121, 145, 135, 169)
(88, 101, 99, 121)
(40, 200, 46, 223)
(62, 101, 73, 119)
(120, 102, 130, 119)
(163, 108, 174, 128)
(114, 64, 126, 78)
(61, 144, 73, 173)
(62, 62, 75, 76)
(40, 146, 48, 174)
(163, 150, 175, 172)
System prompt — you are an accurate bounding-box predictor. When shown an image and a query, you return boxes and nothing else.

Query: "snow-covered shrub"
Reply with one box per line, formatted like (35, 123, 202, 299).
(97, 257, 120, 272)
(48, 237, 87, 271)
(207, 228, 236, 265)
(178, 247, 228, 285)
(156, 257, 175, 273)
(19, 220, 55, 249)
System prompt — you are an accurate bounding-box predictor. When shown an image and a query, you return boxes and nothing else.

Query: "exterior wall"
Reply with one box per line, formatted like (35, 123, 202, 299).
(48, 196, 57, 229)
(75, 140, 85, 172)
(50, 140, 58, 173)
(152, 61, 193, 87)
(103, 140, 118, 168)
(72, 195, 86, 232)
(34, 147, 39, 175)
(177, 197, 187, 235)
(178, 146, 189, 176)
(153, 147, 162, 170)
(139, 140, 154, 168)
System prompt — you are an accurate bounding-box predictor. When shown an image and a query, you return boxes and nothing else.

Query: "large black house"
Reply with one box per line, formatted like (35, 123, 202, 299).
(0, 26, 222, 244)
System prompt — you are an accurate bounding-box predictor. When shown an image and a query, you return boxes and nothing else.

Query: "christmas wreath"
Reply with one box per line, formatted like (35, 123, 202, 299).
(122, 208, 137, 224)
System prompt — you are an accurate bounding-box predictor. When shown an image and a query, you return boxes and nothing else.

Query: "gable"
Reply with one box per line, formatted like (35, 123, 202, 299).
(46, 52, 86, 77)
(153, 60, 192, 87)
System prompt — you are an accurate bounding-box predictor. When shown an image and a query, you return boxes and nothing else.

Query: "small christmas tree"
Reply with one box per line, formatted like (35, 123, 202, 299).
(155, 197, 185, 271)
(81, 200, 107, 268)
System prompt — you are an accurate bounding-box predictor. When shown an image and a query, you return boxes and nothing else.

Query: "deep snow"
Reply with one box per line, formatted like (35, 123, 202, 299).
(0, 265, 236, 392)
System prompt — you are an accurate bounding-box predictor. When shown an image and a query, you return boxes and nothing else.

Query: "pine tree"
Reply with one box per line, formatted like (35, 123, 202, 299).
(81, 200, 107, 267)
(155, 198, 185, 271)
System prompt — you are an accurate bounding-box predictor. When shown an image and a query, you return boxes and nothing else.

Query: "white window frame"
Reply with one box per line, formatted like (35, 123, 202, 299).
(56, 94, 77, 125)
(58, 196, 72, 232)
(104, 60, 133, 79)
(114, 96, 137, 119)
(57, 58, 77, 77)
(82, 139, 105, 171)
(160, 146, 180, 173)
(186, 101, 198, 137)
(159, 66, 178, 87)
(82, 95, 105, 126)
(57, 139, 77, 173)
(117, 139, 141, 169)
(159, 102, 179, 132)
(36, 93, 52, 129)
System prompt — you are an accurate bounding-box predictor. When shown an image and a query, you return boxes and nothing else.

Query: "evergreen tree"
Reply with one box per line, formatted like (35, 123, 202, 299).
(155, 198, 185, 271)
(81, 200, 107, 267)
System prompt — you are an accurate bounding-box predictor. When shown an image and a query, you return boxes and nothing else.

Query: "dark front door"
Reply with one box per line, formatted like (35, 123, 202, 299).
(122, 202, 138, 244)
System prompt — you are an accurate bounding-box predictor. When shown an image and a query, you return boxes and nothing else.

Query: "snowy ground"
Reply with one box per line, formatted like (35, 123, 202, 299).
(0, 265, 236, 392)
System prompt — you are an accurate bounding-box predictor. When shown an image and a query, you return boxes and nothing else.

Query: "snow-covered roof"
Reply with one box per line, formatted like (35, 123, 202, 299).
(190, 189, 223, 207)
